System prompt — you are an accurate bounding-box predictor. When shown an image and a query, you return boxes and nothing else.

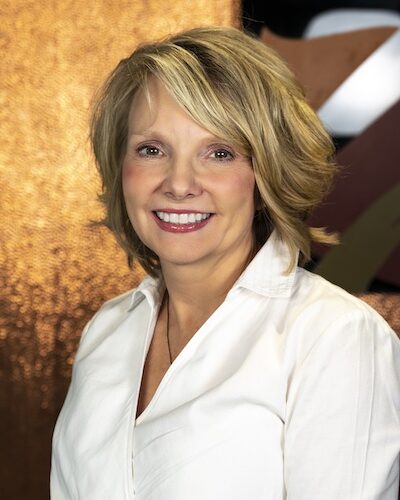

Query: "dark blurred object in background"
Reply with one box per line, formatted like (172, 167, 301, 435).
(242, 0, 400, 37)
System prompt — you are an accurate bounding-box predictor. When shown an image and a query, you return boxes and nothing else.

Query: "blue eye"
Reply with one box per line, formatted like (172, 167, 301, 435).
(210, 148, 234, 161)
(137, 145, 162, 157)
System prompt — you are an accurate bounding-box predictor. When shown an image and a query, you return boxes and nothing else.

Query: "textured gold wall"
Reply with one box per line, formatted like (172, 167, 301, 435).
(0, 2, 239, 498)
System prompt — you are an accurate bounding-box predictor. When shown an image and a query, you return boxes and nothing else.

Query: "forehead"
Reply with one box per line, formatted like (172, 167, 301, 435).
(127, 76, 213, 139)
(128, 77, 185, 131)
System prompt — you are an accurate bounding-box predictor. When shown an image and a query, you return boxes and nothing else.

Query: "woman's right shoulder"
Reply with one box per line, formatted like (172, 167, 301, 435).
(98, 287, 137, 313)
(92, 273, 156, 319)
(77, 284, 146, 349)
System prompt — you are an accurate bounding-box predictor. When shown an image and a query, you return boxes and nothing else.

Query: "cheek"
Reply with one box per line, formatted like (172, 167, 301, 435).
(122, 160, 155, 188)
(122, 161, 136, 184)
(122, 162, 141, 213)
(221, 171, 255, 208)
(122, 162, 157, 216)
(122, 161, 144, 200)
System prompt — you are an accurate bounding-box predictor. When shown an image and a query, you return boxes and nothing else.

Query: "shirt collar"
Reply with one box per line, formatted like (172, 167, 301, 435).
(127, 228, 299, 311)
(127, 273, 166, 312)
(229, 228, 299, 298)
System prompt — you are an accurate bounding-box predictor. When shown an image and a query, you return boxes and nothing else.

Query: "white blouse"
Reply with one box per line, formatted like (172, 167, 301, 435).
(50, 229, 400, 500)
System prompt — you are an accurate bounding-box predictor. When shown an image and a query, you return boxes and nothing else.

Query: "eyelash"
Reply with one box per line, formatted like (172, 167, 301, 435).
(136, 144, 235, 162)
(136, 145, 162, 158)
(210, 148, 235, 161)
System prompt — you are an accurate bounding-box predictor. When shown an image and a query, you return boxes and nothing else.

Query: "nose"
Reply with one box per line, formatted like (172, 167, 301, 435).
(162, 157, 202, 200)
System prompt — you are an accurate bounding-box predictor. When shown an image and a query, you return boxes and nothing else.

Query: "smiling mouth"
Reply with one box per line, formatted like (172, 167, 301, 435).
(153, 211, 213, 225)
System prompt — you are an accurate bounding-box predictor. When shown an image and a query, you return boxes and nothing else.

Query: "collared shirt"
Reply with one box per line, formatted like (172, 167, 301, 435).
(50, 229, 400, 499)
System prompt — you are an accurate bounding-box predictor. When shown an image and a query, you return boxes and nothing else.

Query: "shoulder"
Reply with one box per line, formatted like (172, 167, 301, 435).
(98, 287, 138, 314)
(286, 270, 400, 411)
(286, 267, 400, 361)
(92, 287, 138, 321)
(77, 285, 146, 348)
(90, 273, 157, 321)
(293, 267, 393, 328)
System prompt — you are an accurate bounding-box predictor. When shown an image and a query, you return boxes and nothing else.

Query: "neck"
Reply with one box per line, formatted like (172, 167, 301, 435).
(160, 238, 257, 340)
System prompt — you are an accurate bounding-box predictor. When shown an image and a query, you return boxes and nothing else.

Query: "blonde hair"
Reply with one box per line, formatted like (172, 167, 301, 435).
(90, 25, 340, 278)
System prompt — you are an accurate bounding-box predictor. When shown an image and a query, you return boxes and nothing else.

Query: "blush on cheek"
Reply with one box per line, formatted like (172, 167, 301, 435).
(122, 162, 134, 181)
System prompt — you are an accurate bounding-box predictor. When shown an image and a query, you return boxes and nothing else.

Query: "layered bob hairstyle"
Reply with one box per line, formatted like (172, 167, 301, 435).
(90, 26, 340, 278)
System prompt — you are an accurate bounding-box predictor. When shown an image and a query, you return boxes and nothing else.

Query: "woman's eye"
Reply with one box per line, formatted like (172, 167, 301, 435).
(210, 148, 234, 161)
(137, 145, 162, 157)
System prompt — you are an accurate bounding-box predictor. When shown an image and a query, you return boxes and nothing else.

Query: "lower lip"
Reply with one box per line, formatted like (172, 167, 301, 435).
(152, 212, 214, 233)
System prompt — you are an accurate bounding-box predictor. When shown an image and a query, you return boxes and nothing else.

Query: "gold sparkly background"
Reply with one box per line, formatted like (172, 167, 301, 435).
(0, 2, 239, 498)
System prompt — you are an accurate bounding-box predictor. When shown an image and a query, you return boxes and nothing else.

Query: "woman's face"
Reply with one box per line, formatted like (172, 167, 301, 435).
(122, 76, 256, 271)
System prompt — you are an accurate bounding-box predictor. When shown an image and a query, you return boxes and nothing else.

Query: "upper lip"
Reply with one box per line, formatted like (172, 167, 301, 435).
(153, 209, 214, 214)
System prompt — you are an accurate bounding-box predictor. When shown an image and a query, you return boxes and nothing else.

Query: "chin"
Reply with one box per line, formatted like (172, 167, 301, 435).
(157, 248, 211, 266)
(160, 254, 204, 266)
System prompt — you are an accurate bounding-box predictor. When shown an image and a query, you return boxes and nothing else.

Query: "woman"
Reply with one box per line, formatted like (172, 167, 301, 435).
(50, 26, 400, 499)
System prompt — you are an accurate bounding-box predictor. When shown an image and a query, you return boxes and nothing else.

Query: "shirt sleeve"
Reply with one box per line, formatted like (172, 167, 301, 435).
(283, 308, 400, 500)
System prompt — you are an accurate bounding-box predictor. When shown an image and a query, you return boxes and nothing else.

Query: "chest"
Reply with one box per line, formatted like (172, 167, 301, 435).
(136, 319, 170, 419)
(136, 317, 195, 419)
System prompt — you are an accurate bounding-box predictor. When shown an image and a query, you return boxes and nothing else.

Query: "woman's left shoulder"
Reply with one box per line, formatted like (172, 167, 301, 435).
(290, 267, 399, 346)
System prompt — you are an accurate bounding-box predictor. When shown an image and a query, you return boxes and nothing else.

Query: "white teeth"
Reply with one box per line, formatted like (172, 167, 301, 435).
(155, 211, 211, 224)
